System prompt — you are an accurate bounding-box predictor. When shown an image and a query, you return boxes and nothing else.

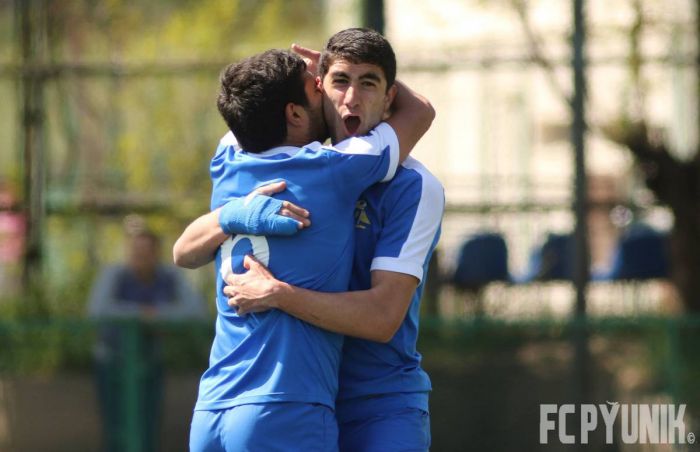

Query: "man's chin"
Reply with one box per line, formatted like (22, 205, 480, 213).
(338, 127, 366, 142)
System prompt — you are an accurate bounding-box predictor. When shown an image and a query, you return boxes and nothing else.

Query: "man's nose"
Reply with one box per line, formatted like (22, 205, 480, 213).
(344, 84, 360, 108)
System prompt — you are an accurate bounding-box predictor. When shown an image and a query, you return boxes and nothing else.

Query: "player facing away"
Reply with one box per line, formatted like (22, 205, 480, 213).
(176, 28, 443, 451)
(225, 29, 444, 452)
(181, 47, 434, 451)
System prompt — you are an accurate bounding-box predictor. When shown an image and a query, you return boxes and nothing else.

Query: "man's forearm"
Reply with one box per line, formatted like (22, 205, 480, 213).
(227, 260, 416, 342)
(273, 284, 401, 343)
(173, 209, 228, 269)
(387, 80, 435, 163)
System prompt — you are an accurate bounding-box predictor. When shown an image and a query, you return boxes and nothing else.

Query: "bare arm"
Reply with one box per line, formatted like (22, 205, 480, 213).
(225, 256, 418, 343)
(385, 80, 435, 163)
(173, 210, 228, 269)
(173, 180, 311, 269)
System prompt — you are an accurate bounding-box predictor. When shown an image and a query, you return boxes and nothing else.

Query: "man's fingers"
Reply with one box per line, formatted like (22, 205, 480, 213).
(279, 209, 311, 227)
(269, 216, 304, 235)
(279, 201, 310, 227)
(232, 298, 248, 316)
(281, 201, 309, 218)
(244, 254, 266, 271)
(227, 295, 248, 316)
(243, 254, 275, 277)
(255, 180, 287, 196)
(291, 43, 320, 61)
(292, 43, 320, 75)
(252, 181, 312, 226)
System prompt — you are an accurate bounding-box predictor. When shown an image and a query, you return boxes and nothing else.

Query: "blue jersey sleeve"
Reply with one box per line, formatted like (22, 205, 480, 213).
(326, 122, 400, 196)
(210, 131, 241, 210)
(213, 131, 238, 159)
(371, 158, 445, 282)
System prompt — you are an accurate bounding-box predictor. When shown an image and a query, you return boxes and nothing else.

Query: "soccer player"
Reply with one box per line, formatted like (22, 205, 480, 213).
(180, 46, 434, 451)
(227, 30, 443, 452)
(177, 29, 443, 451)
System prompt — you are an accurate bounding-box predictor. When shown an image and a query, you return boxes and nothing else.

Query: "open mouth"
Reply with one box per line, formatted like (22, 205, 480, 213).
(343, 116, 361, 136)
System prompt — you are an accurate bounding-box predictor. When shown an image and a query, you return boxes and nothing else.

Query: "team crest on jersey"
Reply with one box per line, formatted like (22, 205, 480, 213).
(354, 199, 371, 229)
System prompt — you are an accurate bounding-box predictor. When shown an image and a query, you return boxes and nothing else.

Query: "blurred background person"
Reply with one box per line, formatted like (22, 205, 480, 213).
(87, 226, 206, 452)
(0, 181, 25, 299)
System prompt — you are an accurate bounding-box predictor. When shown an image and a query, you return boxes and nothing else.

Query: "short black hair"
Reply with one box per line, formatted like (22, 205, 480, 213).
(217, 49, 309, 153)
(319, 28, 396, 91)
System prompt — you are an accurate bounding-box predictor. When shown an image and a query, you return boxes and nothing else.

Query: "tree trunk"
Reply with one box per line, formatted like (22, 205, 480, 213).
(670, 203, 700, 312)
(621, 126, 700, 312)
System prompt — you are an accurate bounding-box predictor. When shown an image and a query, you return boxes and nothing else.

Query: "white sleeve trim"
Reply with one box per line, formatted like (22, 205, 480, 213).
(371, 257, 425, 283)
(377, 123, 400, 182)
(328, 122, 400, 182)
(220, 131, 239, 147)
(373, 160, 445, 285)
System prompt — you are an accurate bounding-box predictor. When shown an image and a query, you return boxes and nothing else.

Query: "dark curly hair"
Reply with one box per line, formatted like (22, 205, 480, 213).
(217, 49, 309, 153)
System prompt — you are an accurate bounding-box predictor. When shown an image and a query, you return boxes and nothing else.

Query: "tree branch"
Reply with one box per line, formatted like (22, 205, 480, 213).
(510, 0, 573, 109)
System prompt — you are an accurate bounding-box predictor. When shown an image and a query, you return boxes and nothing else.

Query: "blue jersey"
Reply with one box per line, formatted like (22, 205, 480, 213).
(338, 157, 444, 414)
(195, 123, 400, 411)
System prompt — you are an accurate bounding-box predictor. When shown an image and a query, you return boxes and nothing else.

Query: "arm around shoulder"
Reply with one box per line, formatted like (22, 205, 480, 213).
(385, 80, 435, 163)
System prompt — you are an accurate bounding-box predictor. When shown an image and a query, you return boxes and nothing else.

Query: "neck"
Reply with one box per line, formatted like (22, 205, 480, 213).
(284, 123, 314, 147)
(281, 138, 307, 147)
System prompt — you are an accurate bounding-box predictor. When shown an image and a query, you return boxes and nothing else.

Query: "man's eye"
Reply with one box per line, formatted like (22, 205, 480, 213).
(362, 81, 377, 88)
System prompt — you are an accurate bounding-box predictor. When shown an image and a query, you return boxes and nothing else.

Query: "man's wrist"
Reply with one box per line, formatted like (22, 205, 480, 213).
(272, 280, 294, 310)
(213, 208, 222, 231)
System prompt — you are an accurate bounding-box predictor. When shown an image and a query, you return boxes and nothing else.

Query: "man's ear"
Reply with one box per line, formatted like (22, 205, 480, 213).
(285, 102, 306, 127)
(382, 83, 398, 120)
(315, 75, 323, 90)
(284, 102, 308, 131)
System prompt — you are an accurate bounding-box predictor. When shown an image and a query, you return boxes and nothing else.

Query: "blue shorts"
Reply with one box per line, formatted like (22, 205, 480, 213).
(337, 394, 431, 452)
(190, 402, 338, 452)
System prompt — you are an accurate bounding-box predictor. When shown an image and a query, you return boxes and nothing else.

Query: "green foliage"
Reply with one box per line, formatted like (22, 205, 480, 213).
(44, 0, 325, 62)
(0, 319, 213, 375)
(1, 0, 326, 312)
(0, 81, 17, 188)
(36, 0, 325, 203)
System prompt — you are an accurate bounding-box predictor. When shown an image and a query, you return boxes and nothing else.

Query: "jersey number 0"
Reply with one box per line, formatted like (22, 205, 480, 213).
(219, 234, 270, 281)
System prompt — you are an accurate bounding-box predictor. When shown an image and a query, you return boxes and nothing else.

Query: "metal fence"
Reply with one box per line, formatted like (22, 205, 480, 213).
(1, 315, 699, 451)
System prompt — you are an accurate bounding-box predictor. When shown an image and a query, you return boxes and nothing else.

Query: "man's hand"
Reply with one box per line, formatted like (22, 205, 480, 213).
(253, 180, 310, 226)
(291, 43, 321, 76)
(174, 180, 310, 269)
(224, 255, 289, 315)
(218, 180, 311, 236)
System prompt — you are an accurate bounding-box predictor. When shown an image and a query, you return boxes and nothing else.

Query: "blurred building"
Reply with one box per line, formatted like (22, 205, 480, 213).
(0, 0, 692, 316)
(327, 0, 693, 315)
